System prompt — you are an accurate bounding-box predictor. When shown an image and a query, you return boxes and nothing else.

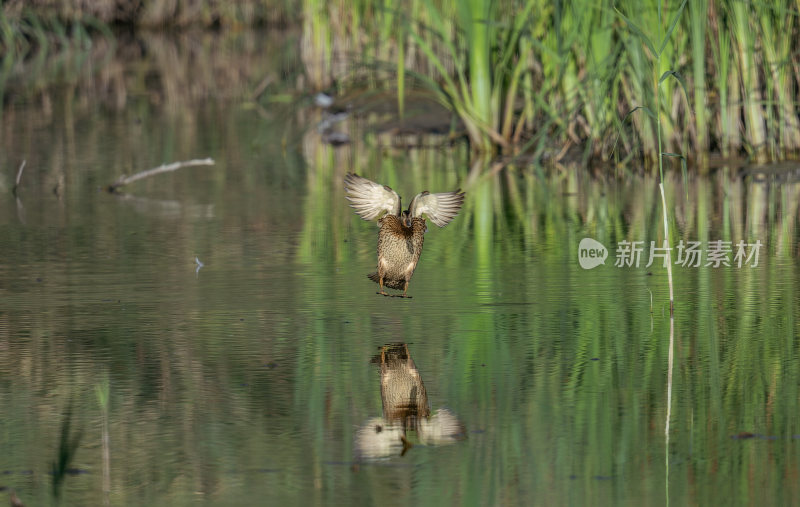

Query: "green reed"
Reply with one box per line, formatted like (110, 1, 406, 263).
(615, 0, 687, 285)
(407, 0, 537, 154)
(293, 0, 800, 168)
(689, 0, 707, 164)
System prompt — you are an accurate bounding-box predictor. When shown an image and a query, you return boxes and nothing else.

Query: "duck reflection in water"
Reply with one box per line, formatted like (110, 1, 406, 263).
(344, 173, 465, 298)
(355, 344, 466, 461)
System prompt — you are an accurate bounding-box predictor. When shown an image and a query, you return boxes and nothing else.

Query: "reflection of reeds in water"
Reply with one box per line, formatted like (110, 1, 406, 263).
(298, 133, 799, 311)
(95, 377, 111, 506)
(51, 402, 82, 498)
(2, 141, 799, 504)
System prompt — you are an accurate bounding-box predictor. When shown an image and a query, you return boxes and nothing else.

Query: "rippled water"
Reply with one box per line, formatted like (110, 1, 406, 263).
(2, 33, 800, 507)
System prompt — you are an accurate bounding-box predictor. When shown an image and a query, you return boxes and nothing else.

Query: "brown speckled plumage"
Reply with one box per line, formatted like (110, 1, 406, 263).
(367, 215, 426, 291)
(344, 173, 465, 297)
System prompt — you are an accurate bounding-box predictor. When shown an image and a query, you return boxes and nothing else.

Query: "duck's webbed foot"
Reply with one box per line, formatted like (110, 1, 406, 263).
(376, 291, 411, 298)
(374, 278, 412, 298)
(377, 276, 390, 297)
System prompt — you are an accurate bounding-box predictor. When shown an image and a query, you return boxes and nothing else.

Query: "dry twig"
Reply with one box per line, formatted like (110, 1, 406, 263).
(107, 158, 215, 192)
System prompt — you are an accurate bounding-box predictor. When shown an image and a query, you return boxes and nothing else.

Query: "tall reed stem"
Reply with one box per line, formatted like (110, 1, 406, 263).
(660, 183, 674, 315)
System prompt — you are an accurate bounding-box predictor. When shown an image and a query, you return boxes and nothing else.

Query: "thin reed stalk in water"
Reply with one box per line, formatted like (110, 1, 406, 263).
(660, 183, 674, 315)
(616, 0, 685, 311)
(664, 314, 674, 502)
(96, 378, 111, 506)
(12, 159, 25, 196)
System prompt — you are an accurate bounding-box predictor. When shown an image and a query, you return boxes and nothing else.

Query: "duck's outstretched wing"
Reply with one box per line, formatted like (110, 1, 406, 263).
(408, 189, 465, 227)
(344, 173, 402, 221)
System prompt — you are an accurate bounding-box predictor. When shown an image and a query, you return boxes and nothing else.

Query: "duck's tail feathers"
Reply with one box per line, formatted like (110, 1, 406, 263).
(366, 273, 406, 289)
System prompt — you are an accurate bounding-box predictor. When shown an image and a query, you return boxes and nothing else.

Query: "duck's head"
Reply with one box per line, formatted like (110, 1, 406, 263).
(400, 210, 412, 228)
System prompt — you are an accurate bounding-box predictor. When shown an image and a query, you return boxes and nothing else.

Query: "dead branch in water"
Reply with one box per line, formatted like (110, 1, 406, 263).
(106, 158, 215, 192)
(12, 159, 26, 196)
